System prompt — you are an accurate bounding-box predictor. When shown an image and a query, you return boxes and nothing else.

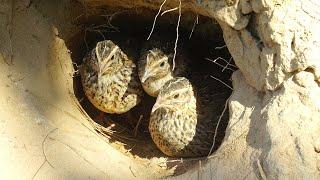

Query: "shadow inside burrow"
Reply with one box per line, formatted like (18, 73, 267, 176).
(62, 6, 235, 176)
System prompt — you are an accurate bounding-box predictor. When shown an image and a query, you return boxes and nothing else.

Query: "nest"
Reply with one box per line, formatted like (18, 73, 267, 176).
(67, 2, 234, 177)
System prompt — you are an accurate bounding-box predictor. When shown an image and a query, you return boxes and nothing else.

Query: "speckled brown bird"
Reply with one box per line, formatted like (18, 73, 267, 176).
(149, 76, 227, 157)
(80, 40, 143, 114)
(138, 38, 189, 97)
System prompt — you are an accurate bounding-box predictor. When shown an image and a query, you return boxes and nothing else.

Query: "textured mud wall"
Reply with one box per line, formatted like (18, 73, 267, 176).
(0, 0, 319, 179)
(216, 1, 320, 179)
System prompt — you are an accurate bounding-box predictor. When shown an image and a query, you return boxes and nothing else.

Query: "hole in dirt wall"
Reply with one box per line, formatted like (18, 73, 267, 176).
(64, 5, 234, 176)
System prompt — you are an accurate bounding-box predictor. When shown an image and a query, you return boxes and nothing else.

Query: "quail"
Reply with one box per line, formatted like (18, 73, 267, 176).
(149, 76, 228, 157)
(80, 40, 143, 114)
(138, 38, 189, 97)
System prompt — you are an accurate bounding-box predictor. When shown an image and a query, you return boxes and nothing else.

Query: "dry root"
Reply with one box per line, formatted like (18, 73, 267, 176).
(208, 97, 230, 156)
(189, 14, 199, 39)
(147, 0, 182, 72)
(205, 57, 237, 72)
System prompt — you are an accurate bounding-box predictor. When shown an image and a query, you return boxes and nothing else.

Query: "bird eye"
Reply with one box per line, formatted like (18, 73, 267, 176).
(174, 94, 179, 99)
(160, 62, 165, 67)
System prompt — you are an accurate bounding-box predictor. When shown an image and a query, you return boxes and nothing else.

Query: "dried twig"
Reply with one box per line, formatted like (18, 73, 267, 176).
(205, 57, 237, 72)
(73, 13, 85, 22)
(129, 166, 137, 177)
(172, 0, 182, 71)
(161, 7, 178, 16)
(101, 10, 128, 32)
(125, 145, 135, 153)
(222, 57, 234, 72)
(157, 157, 206, 165)
(32, 128, 59, 179)
(133, 115, 143, 137)
(210, 75, 233, 90)
(84, 29, 88, 50)
(208, 97, 229, 156)
(96, 119, 141, 142)
(189, 14, 199, 39)
(147, 0, 182, 71)
(214, 44, 227, 50)
(82, 10, 124, 51)
(42, 128, 58, 168)
(78, 97, 84, 103)
(32, 160, 46, 180)
(93, 29, 106, 40)
(85, 24, 115, 34)
(147, 0, 168, 40)
(216, 57, 237, 68)
(198, 160, 202, 180)
(105, 123, 116, 131)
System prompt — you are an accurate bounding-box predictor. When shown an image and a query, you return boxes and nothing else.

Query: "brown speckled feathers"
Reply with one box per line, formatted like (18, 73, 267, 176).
(80, 40, 143, 114)
(149, 76, 229, 157)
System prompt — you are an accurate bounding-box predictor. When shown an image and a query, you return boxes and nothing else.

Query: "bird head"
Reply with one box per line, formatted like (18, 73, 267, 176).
(152, 77, 195, 113)
(138, 48, 172, 83)
(93, 40, 125, 76)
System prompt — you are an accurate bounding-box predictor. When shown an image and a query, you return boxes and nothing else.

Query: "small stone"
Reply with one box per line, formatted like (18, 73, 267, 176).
(293, 71, 315, 88)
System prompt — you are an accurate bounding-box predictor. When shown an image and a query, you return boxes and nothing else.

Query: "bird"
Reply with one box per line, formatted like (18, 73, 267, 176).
(80, 40, 144, 114)
(149, 76, 229, 157)
(138, 37, 189, 97)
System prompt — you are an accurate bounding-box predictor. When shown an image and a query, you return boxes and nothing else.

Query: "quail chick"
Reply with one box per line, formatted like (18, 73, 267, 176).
(80, 40, 143, 114)
(138, 47, 188, 97)
(149, 76, 228, 157)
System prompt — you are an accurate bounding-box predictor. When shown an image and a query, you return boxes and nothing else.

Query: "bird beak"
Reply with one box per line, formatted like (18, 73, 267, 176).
(152, 96, 166, 113)
(151, 102, 160, 113)
(140, 70, 150, 83)
(152, 100, 177, 114)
